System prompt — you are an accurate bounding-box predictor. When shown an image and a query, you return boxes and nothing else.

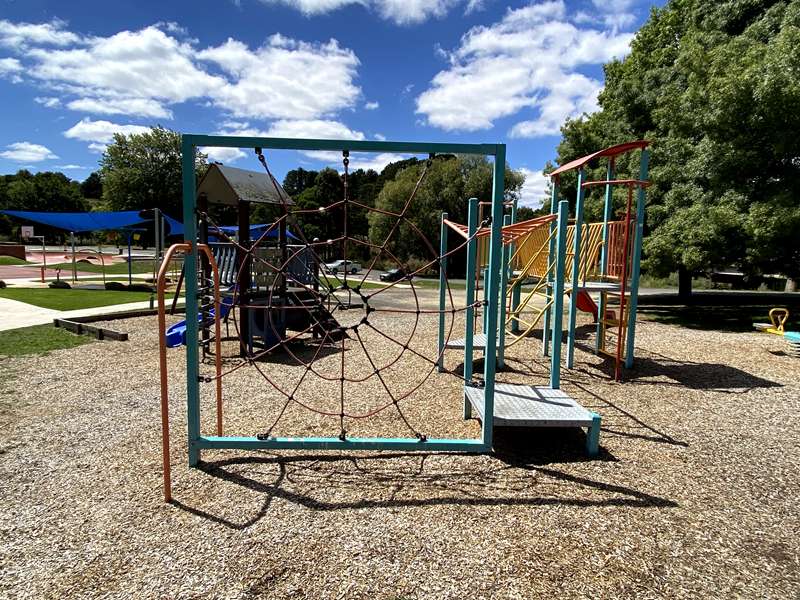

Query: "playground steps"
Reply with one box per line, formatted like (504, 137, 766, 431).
(786, 332, 800, 358)
(446, 333, 487, 350)
(464, 383, 600, 455)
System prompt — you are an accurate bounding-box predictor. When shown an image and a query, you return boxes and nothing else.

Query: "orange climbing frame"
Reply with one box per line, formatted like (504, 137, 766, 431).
(157, 242, 223, 503)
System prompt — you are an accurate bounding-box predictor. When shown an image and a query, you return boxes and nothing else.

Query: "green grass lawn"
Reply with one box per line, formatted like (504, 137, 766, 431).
(0, 256, 29, 265)
(50, 260, 162, 275)
(0, 324, 92, 356)
(0, 287, 157, 311)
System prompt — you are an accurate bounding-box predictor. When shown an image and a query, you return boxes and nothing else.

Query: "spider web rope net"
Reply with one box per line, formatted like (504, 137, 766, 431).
(194, 150, 489, 441)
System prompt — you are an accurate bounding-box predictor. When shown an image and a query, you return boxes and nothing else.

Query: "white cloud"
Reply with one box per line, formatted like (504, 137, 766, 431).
(347, 152, 409, 172)
(464, 0, 486, 14)
(65, 96, 173, 119)
(0, 57, 22, 75)
(3, 20, 363, 126)
(26, 25, 223, 121)
(63, 118, 151, 152)
(56, 164, 87, 170)
(517, 168, 549, 209)
(415, 0, 634, 136)
(198, 35, 360, 120)
(34, 96, 61, 108)
(373, 133, 386, 141)
(265, 119, 365, 140)
(364, 101, 379, 110)
(0, 142, 58, 162)
(375, 0, 458, 24)
(265, 119, 365, 163)
(202, 146, 247, 163)
(258, 0, 469, 24)
(208, 119, 367, 164)
(0, 19, 81, 48)
(209, 119, 401, 171)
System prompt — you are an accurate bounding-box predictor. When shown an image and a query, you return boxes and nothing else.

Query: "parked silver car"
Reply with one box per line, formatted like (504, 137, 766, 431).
(324, 259, 361, 275)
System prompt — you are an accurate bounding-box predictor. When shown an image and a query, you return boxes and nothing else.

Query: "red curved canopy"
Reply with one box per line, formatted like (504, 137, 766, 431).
(549, 141, 649, 179)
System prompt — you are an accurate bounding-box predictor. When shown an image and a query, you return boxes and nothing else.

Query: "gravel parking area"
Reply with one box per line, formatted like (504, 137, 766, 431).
(0, 289, 798, 598)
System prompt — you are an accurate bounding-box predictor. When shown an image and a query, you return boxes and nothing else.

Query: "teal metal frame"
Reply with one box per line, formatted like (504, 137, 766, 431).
(624, 149, 650, 368)
(496, 213, 512, 369)
(437, 212, 448, 373)
(541, 181, 560, 356)
(181, 134, 505, 464)
(566, 168, 586, 369)
(462, 197, 479, 419)
(549, 200, 569, 389)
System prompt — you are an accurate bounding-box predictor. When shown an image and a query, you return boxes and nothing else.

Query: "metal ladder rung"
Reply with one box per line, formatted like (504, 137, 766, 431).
(598, 348, 621, 358)
(601, 318, 626, 327)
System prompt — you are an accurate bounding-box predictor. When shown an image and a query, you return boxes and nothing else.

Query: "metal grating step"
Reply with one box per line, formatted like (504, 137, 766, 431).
(445, 333, 487, 350)
(464, 383, 597, 428)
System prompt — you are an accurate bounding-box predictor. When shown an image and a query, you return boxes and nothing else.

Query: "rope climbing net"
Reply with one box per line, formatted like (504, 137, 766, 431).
(195, 150, 487, 442)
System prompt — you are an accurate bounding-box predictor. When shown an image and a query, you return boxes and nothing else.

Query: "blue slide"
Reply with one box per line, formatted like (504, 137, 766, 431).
(165, 292, 235, 348)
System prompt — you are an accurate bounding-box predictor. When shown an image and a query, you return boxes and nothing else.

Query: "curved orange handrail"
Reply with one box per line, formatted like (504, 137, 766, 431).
(157, 242, 223, 503)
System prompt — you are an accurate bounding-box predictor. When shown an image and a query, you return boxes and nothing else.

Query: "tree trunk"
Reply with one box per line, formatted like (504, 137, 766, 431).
(786, 277, 797, 293)
(678, 265, 693, 301)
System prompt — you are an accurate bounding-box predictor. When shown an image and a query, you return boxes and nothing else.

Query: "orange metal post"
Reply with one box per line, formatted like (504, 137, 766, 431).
(156, 242, 223, 503)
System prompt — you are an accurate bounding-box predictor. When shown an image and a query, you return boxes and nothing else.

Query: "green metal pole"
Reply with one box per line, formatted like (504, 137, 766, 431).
(510, 198, 521, 332)
(542, 180, 559, 356)
(482, 267, 489, 334)
(437, 212, 448, 373)
(566, 168, 586, 368)
(481, 144, 505, 450)
(596, 160, 615, 351)
(497, 214, 511, 369)
(182, 138, 201, 467)
(625, 149, 650, 368)
(463, 197, 478, 419)
(550, 200, 569, 389)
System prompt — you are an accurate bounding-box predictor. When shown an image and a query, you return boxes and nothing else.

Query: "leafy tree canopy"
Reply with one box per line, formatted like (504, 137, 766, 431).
(100, 126, 206, 219)
(0, 170, 87, 238)
(369, 155, 524, 271)
(554, 0, 800, 280)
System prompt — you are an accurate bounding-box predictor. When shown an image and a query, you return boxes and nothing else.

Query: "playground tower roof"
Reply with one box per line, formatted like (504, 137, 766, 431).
(549, 141, 649, 178)
(198, 164, 291, 206)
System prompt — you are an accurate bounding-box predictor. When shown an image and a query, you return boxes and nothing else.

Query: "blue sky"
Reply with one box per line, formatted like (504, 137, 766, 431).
(0, 0, 662, 207)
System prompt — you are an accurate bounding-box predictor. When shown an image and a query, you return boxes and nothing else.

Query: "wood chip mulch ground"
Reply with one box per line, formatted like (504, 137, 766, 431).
(0, 288, 798, 599)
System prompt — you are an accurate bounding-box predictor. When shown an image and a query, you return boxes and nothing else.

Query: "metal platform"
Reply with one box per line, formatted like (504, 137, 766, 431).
(446, 333, 487, 350)
(574, 281, 621, 293)
(464, 383, 601, 454)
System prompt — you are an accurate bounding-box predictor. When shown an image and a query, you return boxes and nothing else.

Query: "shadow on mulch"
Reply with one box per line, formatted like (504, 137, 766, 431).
(572, 344, 781, 392)
(171, 446, 676, 530)
(570, 381, 688, 448)
(639, 304, 799, 333)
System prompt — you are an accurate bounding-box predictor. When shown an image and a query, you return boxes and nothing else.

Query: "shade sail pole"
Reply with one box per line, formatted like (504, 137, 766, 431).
(127, 231, 133, 285)
(70, 232, 77, 283)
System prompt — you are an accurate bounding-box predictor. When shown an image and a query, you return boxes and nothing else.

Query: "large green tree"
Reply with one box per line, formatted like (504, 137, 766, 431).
(0, 170, 87, 238)
(369, 155, 524, 273)
(100, 126, 206, 219)
(554, 0, 800, 293)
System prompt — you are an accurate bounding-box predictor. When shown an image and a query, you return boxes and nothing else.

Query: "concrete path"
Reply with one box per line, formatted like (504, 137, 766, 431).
(0, 297, 185, 332)
(0, 297, 60, 331)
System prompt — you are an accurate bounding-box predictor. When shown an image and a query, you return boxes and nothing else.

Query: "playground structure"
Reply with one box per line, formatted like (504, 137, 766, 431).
(153, 136, 657, 502)
(157, 134, 519, 502)
(438, 141, 650, 382)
